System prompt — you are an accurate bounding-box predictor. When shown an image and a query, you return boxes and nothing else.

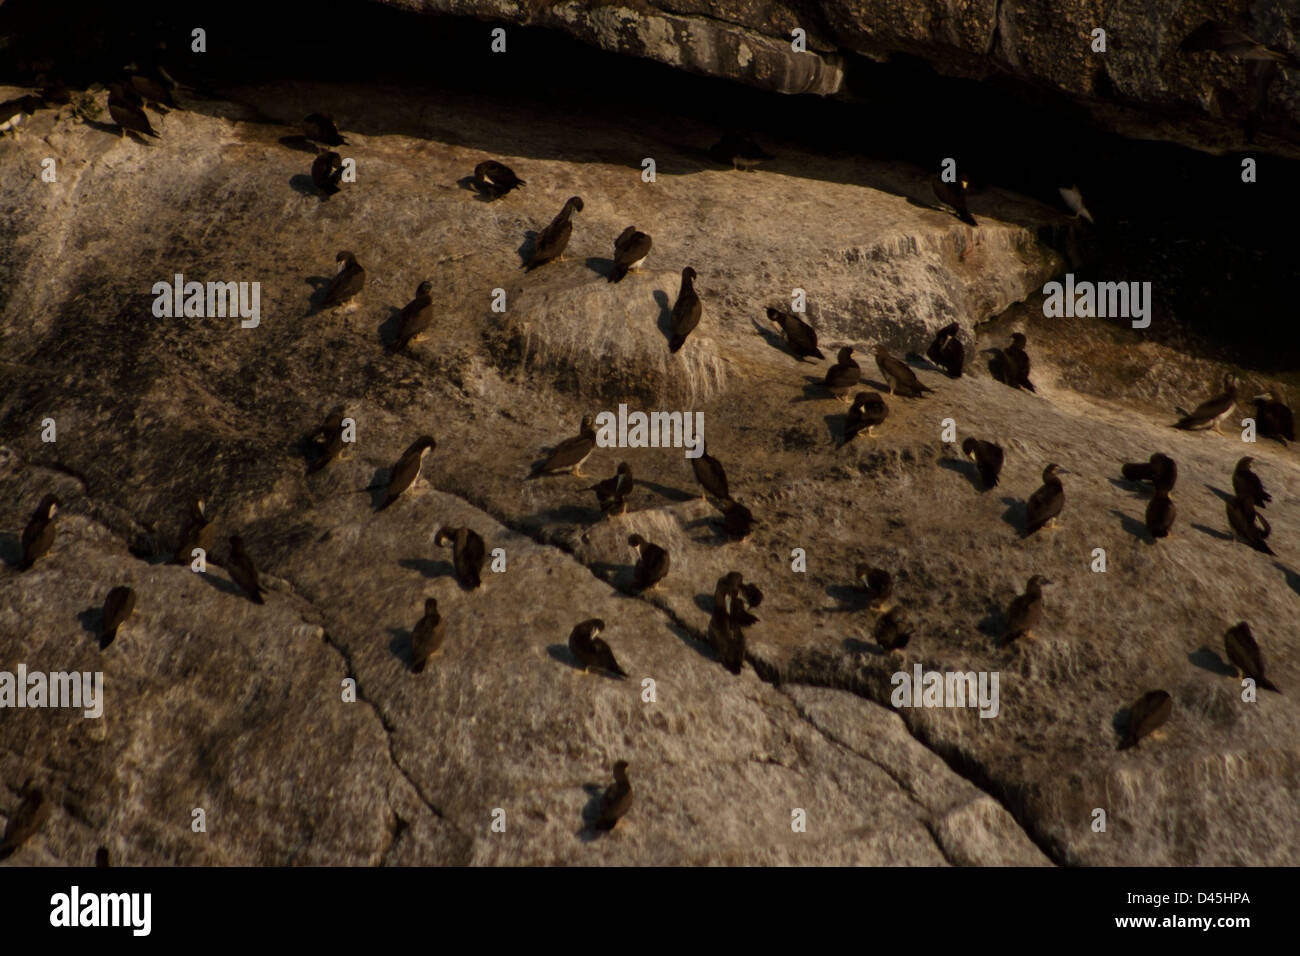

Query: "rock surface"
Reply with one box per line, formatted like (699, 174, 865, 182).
(0, 76, 1297, 866)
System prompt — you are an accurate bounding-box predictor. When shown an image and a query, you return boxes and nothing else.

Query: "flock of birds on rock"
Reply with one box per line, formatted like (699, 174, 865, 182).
(4, 19, 1299, 840)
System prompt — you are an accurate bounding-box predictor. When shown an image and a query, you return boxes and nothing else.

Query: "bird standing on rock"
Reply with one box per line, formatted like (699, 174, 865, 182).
(1173, 373, 1236, 431)
(1232, 457, 1270, 507)
(824, 347, 861, 401)
(19, 494, 59, 570)
(1025, 464, 1067, 535)
(628, 534, 670, 591)
(529, 415, 596, 479)
(839, 391, 888, 447)
(873, 346, 931, 398)
(926, 323, 964, 378)
(962, 438, 1004, 490)
(380, 436, 436, 510)
(609, 227, 652, 283)
(319, 250, 365, 310)
(568, 619, 627, 679)
(766, 307, 824, 361)
(524, 196, 583, 271)
(668, 267, 701, 353)
(311, 150, 342, 197)
(473, 160, 525, 200)
(594, 760, 633, 830)
(409, 598, 444, 673)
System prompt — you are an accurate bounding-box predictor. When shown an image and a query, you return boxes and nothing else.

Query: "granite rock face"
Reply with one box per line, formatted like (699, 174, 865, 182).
(383, 0, 1300, 155)
(0, 75, 1297, 866)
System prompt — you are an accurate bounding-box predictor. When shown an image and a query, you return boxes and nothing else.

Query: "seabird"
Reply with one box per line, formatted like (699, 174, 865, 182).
(1117, 690, 1173, 750)
(873, 346, 931, 398)
(409, 598, 444, 673)
(19, 494, 59, 570)
(226, 536, 264, 604)
(874, 607, 911, 652)
(1120, 453, 1177, 493)
(1224, 622, 1281, 693)
(472, 160, 525, 200)
(717, 498, 756, 540)
(0, 94, 42, 137)
(307, 407, 348, 473)
(931, 174, 977, 226)
(302, 112, 346, 146)
(1226, 494, 1274, 555)
(1173, 373, 1236, 431)
(0, 786, 51, 861)
(1251, 393, 1294, 444)
(1025, 463, 1067, 535)
(174, 497, 215, 561)
(434, 526, 486, 590)
(310, 150, 343, 197)
(1145, 487, 1176, 539)
(594, 760, 633, 830)
(962, 438, 1004, 489)
(568, 619, 628, 678)
(1003, 575, 1049, 645)
(668, 267, 701, 353)
(524, 196, 583, 271)
(854, 562, 892, 608)
(380, 436, 437, 509)
(393, 280, 434, 350)
(714, 571, 761, 627)
(709, 132, 774, 170)
(609, 227, 652, 283)
(587, 462, 633, 517)
(824, 347, 862, 401)
(1232, 456, 1270, 507)
(766, 307, 824, 361)
(125, 67, 176, 111)
(1058, 184, 1095, 224)
(838, 391, 888, 447)
(707, 607, 745, 673)
(319, 250, 364, 310)
(107, 83, 158, 138)
(628, 534, 669, 591)
(1003, 333, 1036, 392)
(100, 585, 136, 650)
(691, 441, 729, 499)
(529, 415, 596, 478)
(926, 323, 964, 378)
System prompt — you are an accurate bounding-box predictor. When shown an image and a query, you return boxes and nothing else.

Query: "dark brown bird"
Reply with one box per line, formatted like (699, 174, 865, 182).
(310, 150, 342, 197)
(19, 494, 59, 570)
(227, 535, 264, 604)
(926, 322, 964, 378)
(707, 607, 746, 673)
(393, 280, 434, 350)
(409, 598, 444, 673)
(302, 112, 346, 146)
(1121, 453, 1177, 493)
(524, 196, 583, 271)
(717, 498, 756, 540)
(931, 173, 976, 226)
(1003, 575, 1049, 645)
(1025, 464, 1067, 535)
(709, 132, 774, 170)
(839, 391, 888, 447)
(873, 345, 931, 398)
(874, 607, 911, 651)
(1251, 392, 1294, 444)
(690, 441, 729, 499)
(529, 415, 596, 478)
(714, 571, 762, 627)
(107, 82, 158, 138)
(380, 436, 436, 510)
(307, 407, 348, 474)
(100, 585, 136, 649)
(1226, 494, 1274, 555)
(628, 534, 669, 591)
(125, 68, 175, 111)
(1117, 690, 1173, 750)
(824, 347, 861, 401)
(174, 496, 215, 561)
(473, 160, 525, 199)
(568, 619, 627, 678)
(0, 786, 51, 861)
(668, 267, 702, 353)
(1003, 333, 1036, 392)
(434, 526, 486, 590)
(1145, 488, 1176, 539)
(1174, 373, 1236, 431)
(766, 307, 824, 361)
(594, 760, 633, 830)
(587, 462, 633, 517)
(854, 562, 892, 608)
(962, 438, 1004, 490)
(1224, 622, 1281, 693)
(1232, 456, 1270, 507)
(318, 250, 364, 310)
(609, 227, 652, 283)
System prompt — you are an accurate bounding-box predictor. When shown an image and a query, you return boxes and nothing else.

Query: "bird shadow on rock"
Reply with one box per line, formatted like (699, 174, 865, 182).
(749, 316, 796, 359)
(0, 532, 23, 568)
(585, 256, 615, 280)
(455, 175, 493, 202)
(1107, 477, 1150, 498)
(1204, 484, 1234, 504)
(793, 375, 833, 404)
(1111, 706, 1132, 741)
(1275, 561, 1300, 597)
(1000, 497, 1026, 535)
(937, 456, 982, 492)
(525, 504, 599, 527)
(399, 557, 454, 580)
(377, 307, 403, 349)
(546, 644, 585, 672)
(1192, 523, 1234, 543)
(304, 275, 334, 313)
(278, 134, 319, 154)
(861, 375, 893, 393)
(516, 231, 537, 268)
(77, 607, 102, 642)
(1190, 647, 1236, 677)
(367, 467, 392, 510)
(288, 174, 319, 198)
(387, 627, 413, 669)
(823, 412, 848, 447)
(587, 560, 634, 589)
(977, 602, 1005, 639)
(843, 636, 884, 657)
(576, 787, 610, 842)
(983, 349, 1009, 383)
(1111, 508, 1151, 543)
(692, 592, 717, 615)
(635, 478, 695, 503)
(825, 583, 869, 613)
(653, 290, 672, 348)
(198, 570, 244, 600)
